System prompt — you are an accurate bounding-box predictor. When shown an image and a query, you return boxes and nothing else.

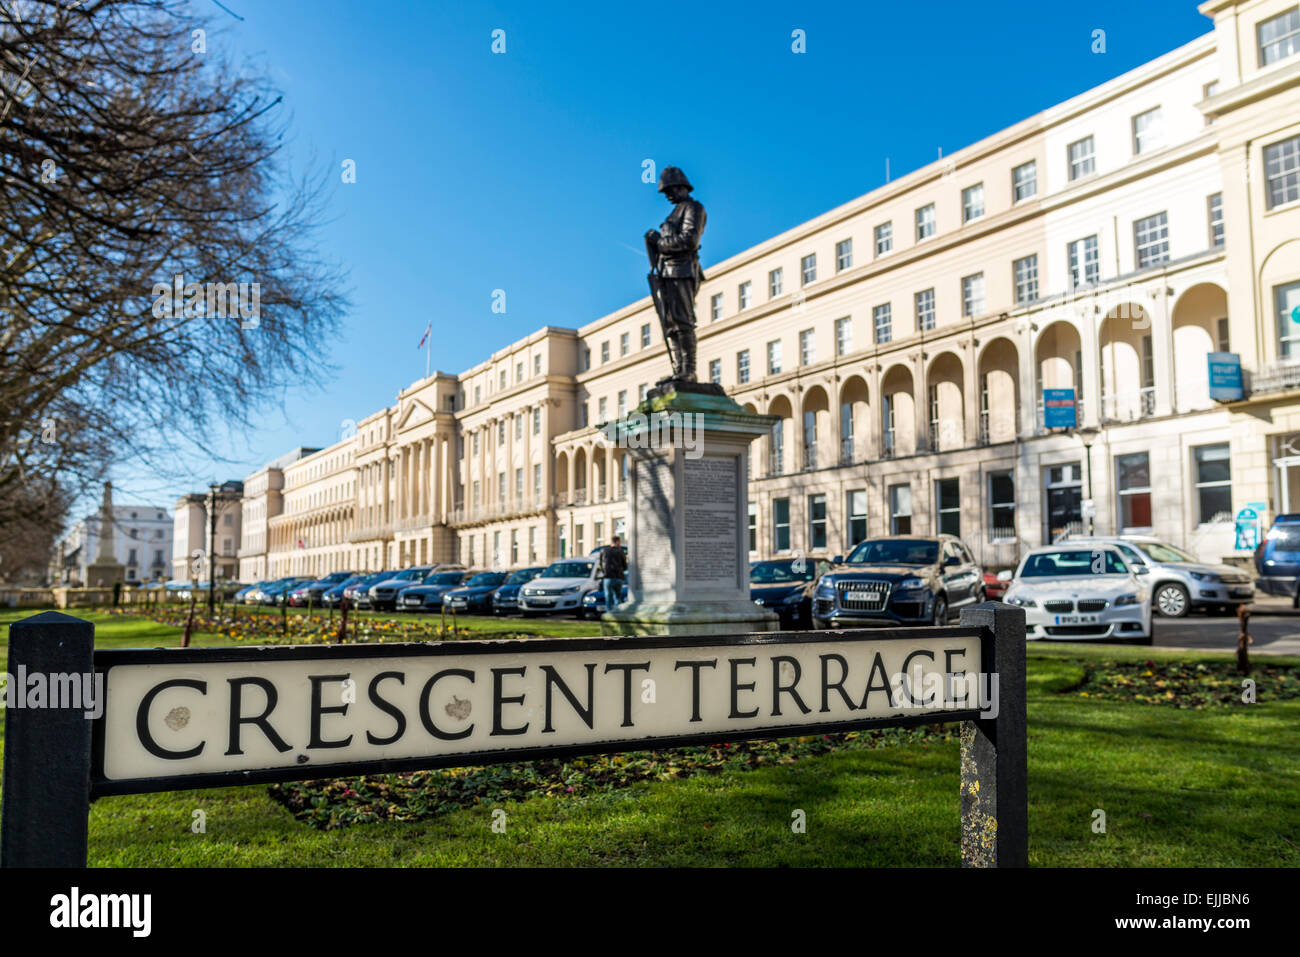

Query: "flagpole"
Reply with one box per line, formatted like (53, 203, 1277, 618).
(426, 337, 430, 379)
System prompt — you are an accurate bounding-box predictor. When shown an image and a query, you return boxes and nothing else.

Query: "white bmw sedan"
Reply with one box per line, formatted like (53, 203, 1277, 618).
(1002, 545, 1154, 644)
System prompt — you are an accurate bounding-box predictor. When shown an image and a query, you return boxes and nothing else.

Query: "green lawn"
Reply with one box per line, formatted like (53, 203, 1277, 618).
(2, 608, 1297, 866)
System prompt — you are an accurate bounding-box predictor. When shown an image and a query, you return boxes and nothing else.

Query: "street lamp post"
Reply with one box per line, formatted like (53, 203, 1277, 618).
(1077, 427, 1100, 535)
(208, 482, 219, 615)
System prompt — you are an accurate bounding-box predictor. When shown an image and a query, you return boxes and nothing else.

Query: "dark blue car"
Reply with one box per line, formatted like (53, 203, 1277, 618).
(442, 571, 509, 614)
(398, 570, 476, 612)
(579, 582, 629, 619)
(490, 567, 546, 614)
(1255, 514, 1300, 602)
(749, 557, 831, 629)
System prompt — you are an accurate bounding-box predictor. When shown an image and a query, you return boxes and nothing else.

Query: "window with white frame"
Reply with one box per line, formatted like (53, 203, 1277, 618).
(1013, 255, 1038, 304)
(748, 502, 757, 553)
(801, 253, 816, 285)
(1258, 7, 1300, 66)
(1264, 134, 1300, 209)
(1193, 444, 1231, 524)
(1276, 281, 1300, 359)
(873, 303, 892, 344)
(1134, 212, 1170, 268)
(769, 268, 783, 298)
(737, 349, 751, 384)
(799, 328, 815, 366)
(847, 490, 867, 546)
(767, 339, 782, 375)
(738, 280, 752, 311)
(988, 471, 1015, 540)
(639, 383, 649, 401)
(532, 407, 541, 434)
(835, 317, 852, 356)
(889, 483, 912, 535)
(1208, 193, 1224, 248)
(915, 204, 936, 241)
(874, 221, 893, 256)
(709, 358, 722, 385)
(640, 323, 651, 347)
(915, 288, 935, 331)
(1217, 317, 1230, 353)
(962, 272, 985, 317)
(1202, 80, 1220, 126)
(1131, 107, 1164, 155)
(1068, 136, 1095, 180)
(1116, 452, 1152, 531)
(1068, 235, 1100, 287)
(836, 238, 852, 272)
(617, 390, 627, 418)
(935, 478, 960, 537)
(962, 183, 985, 222)
(533, 463, 542, 500)
(773, 497, 791, 551)
(711, 292, 724, 321)
(620, 332, 629, 355)
(1012, 161, 1037, 201)
(808, 494, 827, 549)
(600, 341, 610, 364)
(597, 397, 607, 421)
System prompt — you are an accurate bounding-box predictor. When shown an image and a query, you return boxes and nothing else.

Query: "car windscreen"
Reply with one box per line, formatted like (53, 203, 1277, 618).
(507, 568, 542, 584)
(543, 562, 593, 578)
(749, 560, 815, 583)
(846, 540, 939, 565)
(424, 572, 467, 585)
(467, 572, 506, 587)
(1021, 549, 1128, 576)
(1267, 524, 1300, 547)
(1134, 541, 1196, 563)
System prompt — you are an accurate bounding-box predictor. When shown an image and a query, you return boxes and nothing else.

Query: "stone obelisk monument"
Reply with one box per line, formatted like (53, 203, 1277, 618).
(85, 481, 125, 587)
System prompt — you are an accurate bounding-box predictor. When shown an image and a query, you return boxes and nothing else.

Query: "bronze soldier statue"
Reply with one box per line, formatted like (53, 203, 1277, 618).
(645, 166, 706, 382)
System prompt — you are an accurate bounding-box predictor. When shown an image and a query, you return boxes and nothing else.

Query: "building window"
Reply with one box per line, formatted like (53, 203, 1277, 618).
(802, 410, 817, 469)
(575, 524, 585, 555)
(836, 238, 852, 272)
(617, 390, 627, 418)
(1264, 135, 1300, 209)
(638, 383, 649, 401)
(915, 288, 935, 331)
(709, 358, 722, 385)
(873, 303, 892, 344)
(534, 354, 543, 375)
(1068, 235, 1100, 288)
(515, 413, 523, 440)
(801, 253, 816, 286)
(915, 203, 936, 241)
(1193, 444, 1231, 524)
(962, 272, 985, 317)
(770, 419, 784, 476)
(1276, 281, 1300, 359)
(1068, 136, 1095, 180)
(597, 397, 607, 422)
(580, 404, 589, 428)
(532, 407, 541, 434)
(711, 292, 724, 321)
(962, 183, 985, 222)
(1013, 254, 1038, 304)
(1131, 107, 1164, 155)
(738, 281, 752, 311)
(766, 339, 782, 375)
(1202, 80, 1220, 126)
(769, 268, 783, 298)
(773, 497, 791, 551)
(474, 384, 482, 405)
(600, 341, 610, 364)
(1207, 193, 1224, 249)
(533, 463, 542, 500)
(737, 349, 751, 384)
(1216, 317, 1231, 353)
(620, 332, 630, 356)
(1259, 7, 1300, 66)
(499, 369, 507, 389)
(1134, 212, 1170, 268)
(748, 502, 757, 553)
(988, 471, 1015, 540)
(935, 478, 960, 537)
(799, 328, 815, 366)
(1012, 161, 1037, 201)
(835, 317, 852, 356)
(1116, 452, 1152, 531)
(498, 420, 506, 444)
(808, 494, 827, 549)
(471, 432, 479, 456)
(874, 221, 893, 256)
(640, 323, 651, 348)
(889, 484, 912, 535)
(581, 348, 590, 371)
(847, 490, 867, 547)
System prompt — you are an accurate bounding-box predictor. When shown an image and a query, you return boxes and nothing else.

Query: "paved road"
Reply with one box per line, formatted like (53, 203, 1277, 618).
(1099, 611, 1300, 656)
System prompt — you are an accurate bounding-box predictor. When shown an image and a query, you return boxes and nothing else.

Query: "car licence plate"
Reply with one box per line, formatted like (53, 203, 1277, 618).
(531, 598, 553, 606)
(1232, 587, 1253, 597)
(404, 596, 420, 604)
(848, 589, 882, 601)
(1055, 614, 1098, 624)
(450, 599, 466, 608)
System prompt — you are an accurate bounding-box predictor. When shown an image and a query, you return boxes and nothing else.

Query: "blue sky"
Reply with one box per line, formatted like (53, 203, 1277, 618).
(102, 0, 1211, 515)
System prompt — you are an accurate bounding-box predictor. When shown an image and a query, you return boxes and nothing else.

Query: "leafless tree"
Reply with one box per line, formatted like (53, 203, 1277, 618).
(0, 0, 348, 567)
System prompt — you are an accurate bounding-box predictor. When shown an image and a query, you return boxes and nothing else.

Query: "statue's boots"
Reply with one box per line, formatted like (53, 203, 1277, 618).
(679, 327, 697, 382)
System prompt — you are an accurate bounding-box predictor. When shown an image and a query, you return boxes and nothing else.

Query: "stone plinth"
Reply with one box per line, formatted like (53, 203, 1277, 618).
(601, 382, 780, 636)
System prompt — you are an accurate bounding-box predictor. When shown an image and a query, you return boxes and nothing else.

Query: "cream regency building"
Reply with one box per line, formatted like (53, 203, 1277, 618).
(231, 0, 1300, 582)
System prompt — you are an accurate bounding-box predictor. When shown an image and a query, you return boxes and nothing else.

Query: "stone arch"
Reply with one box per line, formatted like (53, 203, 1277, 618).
(925, 350, 965, 451)
(976, 336, 1020, 443)
(880, 363, 915, 457)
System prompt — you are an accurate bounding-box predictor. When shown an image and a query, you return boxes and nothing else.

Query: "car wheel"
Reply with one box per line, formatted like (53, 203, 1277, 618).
(1154, 583, 1190, 618)
(931, 595, 948, 626)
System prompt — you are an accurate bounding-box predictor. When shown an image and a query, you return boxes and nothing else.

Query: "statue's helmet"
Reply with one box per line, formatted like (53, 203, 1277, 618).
(657, 166, 693, 194)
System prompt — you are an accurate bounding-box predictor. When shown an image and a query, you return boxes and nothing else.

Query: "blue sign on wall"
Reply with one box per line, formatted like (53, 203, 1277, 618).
(1208, 351, 1244, 401)
(1043, 388, 1077, 429)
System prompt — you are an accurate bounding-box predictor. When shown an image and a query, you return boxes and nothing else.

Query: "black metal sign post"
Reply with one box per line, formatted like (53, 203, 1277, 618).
(1, 604, 1026, 868)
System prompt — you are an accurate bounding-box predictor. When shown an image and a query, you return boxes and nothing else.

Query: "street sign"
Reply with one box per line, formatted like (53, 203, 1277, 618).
(1208, 352, 1244, 401)
(1043, 388, 1077, 429)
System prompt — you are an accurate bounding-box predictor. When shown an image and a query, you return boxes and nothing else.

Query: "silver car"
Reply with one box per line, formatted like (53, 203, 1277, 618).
(1060, 535, 1253, 618)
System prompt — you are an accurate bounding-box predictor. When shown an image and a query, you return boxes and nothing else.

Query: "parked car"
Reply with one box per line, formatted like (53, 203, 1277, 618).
(260, 576, 314, 606)
(233, 581, 270, 604)
(490, 566, 547, 614)
(519, 558, 600, 615)
(1002, 543, 1153, 644)
(342, 571, 391, 608)
(442, 570, 510, 614)
(399, 569, 477, 612)
(1062, 534, 1253, 617)
(983, 572, 1011, 601)
(1255, 514, 1300, 604)
(367, 566, 436, 611)
(749, 556, 831, 629)
(812, 535, 984, 628)
(579, 581, 630, 619)
(321, 575, 366, 608)
(288, 571, 355, 607)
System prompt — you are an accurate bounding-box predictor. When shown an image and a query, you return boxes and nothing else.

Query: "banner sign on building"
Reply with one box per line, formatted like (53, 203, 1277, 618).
(1208, 352, 1244, 401)
(1043, 389, 1077, 429)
